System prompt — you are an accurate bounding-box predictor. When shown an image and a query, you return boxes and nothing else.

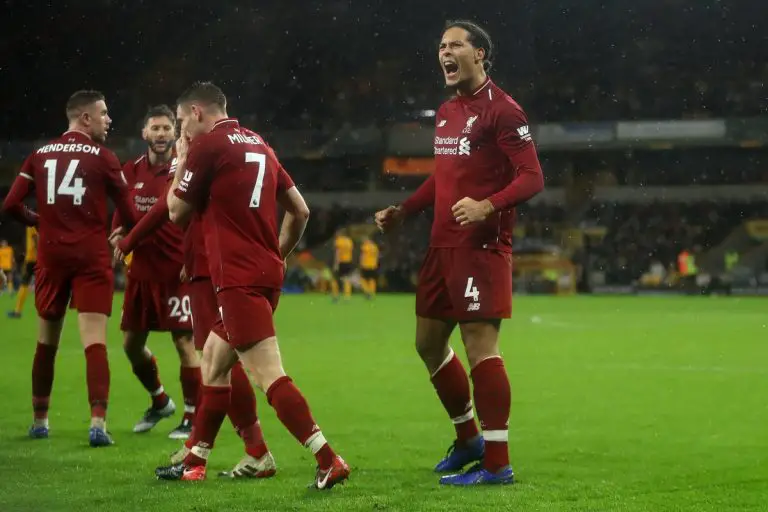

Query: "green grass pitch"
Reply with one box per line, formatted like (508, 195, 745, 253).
(0, 293, 767, 511)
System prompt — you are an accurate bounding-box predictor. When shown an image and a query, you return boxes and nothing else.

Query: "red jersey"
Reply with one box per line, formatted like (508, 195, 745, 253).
(3, 130, 135, 268)
(184, 215, 209, 280)
(401, 79, 544, 252)
(174, 119, 295, 290)
(119, 154, 184, 281)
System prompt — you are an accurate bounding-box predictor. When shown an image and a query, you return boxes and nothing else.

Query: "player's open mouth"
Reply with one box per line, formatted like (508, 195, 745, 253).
(443, 60, 459, 80)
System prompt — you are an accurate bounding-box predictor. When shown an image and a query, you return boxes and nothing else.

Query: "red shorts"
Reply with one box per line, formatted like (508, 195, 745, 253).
(35, 264, 113, 321)
(189, 277, 218, 350)
(416, 247, 512, 321)
(121, 278, 192, 332)
(212, 286, 281, 349)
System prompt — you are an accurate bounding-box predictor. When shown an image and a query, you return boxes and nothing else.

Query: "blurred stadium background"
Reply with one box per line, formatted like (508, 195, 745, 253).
(2, 0, 768, 297)
(1, 1, 768, 510)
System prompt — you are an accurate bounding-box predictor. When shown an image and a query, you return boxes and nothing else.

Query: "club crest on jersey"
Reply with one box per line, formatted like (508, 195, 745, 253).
(517, 125, 533, 142)
(462, 115, 478, 134)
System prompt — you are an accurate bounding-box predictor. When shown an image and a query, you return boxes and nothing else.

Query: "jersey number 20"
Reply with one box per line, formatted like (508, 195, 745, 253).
(245, 152, 266, 208)
(44, 159, 86, 205)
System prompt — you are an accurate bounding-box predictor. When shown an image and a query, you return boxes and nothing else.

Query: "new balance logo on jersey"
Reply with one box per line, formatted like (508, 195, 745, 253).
(462, 115, 478, 134)
(134, 182, 144, 189)
(437, 119, 447, 127)
(458, 137, 471, 156)
(467, 302, 481, 312)
(517, 125, 533, 142)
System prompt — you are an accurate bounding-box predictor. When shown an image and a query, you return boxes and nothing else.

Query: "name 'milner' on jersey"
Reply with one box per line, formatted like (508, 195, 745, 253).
(402, 79, 544, 252)
(174, 119, 295, 291)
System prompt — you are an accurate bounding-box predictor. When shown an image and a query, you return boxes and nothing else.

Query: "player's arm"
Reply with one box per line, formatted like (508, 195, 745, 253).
(485, 103, 544, 210)
(1, 157, 39, 227)
(104, 152, 140, 229)
(168, 137, 207, 226)
(119, 160, 176, 252)
(276, 166, 310, 259)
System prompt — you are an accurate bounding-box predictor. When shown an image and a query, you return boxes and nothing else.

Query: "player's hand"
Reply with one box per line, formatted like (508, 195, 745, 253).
(108, 227, 125, 247)
(175, 134, 190, 160)
(112, 246, 125, 268)
(180, 265, 188, 283)
(0, 270, 6, 289)
(375, 205, 404, 233)
(452, 197, 495, 226)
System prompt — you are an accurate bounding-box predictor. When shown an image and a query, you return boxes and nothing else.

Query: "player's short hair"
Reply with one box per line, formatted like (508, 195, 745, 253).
(177, 81, 227, 112)
(143, 104, 176, 126)
(444, 20, 494, 71)
(66, 90, 105, 119)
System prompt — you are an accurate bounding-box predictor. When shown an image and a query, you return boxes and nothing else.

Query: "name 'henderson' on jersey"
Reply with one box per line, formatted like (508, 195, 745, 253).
(402, 79, 544, 252)
(7, 130, 136, 266)
(174, 118, 295, 290)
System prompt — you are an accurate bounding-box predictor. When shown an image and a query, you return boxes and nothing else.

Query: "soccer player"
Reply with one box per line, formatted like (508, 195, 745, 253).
(359, 236, 380, 299)
(155, 82, 349, 489)
(331, 229, 354, 301)
(1, 90, 138, 446)
(375, 21, 544, 486)
(0, 240, 14, 293)
(167, 218, 277, 479)
(109, 105, 200, 439)
(8, 227, 38, 318)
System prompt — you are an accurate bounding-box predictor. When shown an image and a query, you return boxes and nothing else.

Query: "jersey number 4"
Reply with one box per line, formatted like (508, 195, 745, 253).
(465, 277, 480, 302)
(44, 159, 86, 205)
(245, 152, 266, 208)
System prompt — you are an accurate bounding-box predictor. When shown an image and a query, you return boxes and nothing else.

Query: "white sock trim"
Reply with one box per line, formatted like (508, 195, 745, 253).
(184, 405, 195, 414)
(151, 386, 165, 397)
(451, 408, 474, 425)
(470, 355, 502, 371)
(304, 431, 327, 455)
(483, 429, 508, 442)
(430, 349, 456, 378)
(191, 445, 211, 460)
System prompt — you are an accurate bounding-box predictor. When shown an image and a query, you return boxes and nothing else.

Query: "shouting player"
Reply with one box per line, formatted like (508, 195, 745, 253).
(167, 191, 276, 479)
(155, 82, 349, 489)
(375, 21, 544, 486)
(109, 105, 200, 439)
(2, 90, 138, 446)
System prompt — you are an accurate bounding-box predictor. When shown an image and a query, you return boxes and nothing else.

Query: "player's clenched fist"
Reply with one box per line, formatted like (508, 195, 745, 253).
(174, 133, 189, 160)
(451, 197, 495, 226)
(375, 205, 404, 233)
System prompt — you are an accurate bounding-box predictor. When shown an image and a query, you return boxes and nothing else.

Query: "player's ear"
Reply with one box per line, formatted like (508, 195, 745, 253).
(475, 47, 486, 65)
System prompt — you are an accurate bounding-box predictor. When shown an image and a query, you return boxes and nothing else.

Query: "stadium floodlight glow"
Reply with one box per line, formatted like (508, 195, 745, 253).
(420, 109, 436, 117)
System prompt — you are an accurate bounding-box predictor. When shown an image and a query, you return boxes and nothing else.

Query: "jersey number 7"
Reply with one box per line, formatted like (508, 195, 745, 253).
(246, 152, 266, 208)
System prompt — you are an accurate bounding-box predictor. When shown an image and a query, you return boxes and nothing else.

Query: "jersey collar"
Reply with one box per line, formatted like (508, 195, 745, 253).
(212, 118, 240, 131)
(457, 78, 493, 103)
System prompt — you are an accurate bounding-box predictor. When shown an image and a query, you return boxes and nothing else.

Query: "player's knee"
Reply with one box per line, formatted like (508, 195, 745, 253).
(77, 312, 108, 347)
(236, 337, 284, 391)
(201, 333, 235, 385)
(460, 321, 501, 368)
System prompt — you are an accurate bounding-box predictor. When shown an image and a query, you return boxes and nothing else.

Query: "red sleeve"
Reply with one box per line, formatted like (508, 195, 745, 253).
(104, 151, 139, 227)
(485, 101, 544, 210)
(118, 188, 170, 253)
(174, 140, 213, 207)
(111, 161, 134, 231)
(400, 174, 435, 216)
(277, 165, 295, 193)
(1, 157, 39, 227)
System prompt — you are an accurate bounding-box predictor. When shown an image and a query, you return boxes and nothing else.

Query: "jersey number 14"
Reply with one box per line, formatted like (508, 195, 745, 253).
(44, 159, 86, 205)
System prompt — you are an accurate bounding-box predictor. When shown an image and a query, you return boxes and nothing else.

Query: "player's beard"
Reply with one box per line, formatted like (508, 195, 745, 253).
(148, 140, 173, 158)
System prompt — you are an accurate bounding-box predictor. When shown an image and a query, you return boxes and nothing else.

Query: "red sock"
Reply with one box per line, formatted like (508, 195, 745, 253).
(430, 350, 480, 443)
(32, 342, 58, 420)
(471, 357, 511, 472)
(180, 366, 201, 422)
(184, 385, 231, 467)
(267, 376, 336, 470)
(84, 344, 110, 419)
(131, 355, 168, 409)
(229, 362, 268, 458)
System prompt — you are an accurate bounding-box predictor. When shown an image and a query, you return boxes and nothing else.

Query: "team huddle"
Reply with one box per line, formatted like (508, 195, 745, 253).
(0, 21, 543, 488)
